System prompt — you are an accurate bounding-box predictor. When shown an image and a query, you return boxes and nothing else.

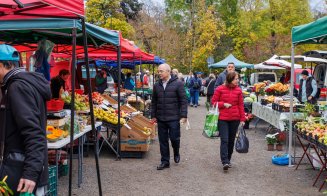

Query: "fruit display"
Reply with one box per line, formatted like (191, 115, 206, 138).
(46, 126, 69, 143)
(141, 127, 152, 136)
(242, 91, 250, 96)
(61, 92, 89, 111)
(94, 108, 126, 125)
(265, 83, 289, 95)
(295, 121, 327, 145)
(92, 92, 104, 105)
(261, 95, 275, 105)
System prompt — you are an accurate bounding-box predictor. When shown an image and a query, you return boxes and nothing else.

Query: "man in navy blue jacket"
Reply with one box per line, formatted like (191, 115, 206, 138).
(151, 63, 188, 170)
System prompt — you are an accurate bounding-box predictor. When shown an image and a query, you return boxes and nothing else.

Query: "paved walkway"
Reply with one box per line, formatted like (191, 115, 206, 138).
(59, 98, 323, 196)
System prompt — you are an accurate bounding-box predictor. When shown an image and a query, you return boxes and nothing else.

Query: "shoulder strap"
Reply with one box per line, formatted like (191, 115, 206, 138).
(208, 79, 213, 87)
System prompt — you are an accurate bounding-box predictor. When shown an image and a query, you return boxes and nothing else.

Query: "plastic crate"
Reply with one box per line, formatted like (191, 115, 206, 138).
(47, 99, 64, 112)
(75, 89, 84, 95)
(272, 154, 289, 165)
(59, 164, 69, 177)
(46, 165, 57, 196)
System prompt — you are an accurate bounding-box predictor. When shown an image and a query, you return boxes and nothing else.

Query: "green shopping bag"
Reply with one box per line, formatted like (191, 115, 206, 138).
(184, 86, 190, 100)
(203, 104, 219, 138)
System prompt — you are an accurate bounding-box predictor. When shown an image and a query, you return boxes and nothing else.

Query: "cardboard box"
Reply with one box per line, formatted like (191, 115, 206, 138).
(47, 118, 66, 127)
(132, 115, 157, 139)
(121, 104, 137, 113)
(120, 121, 150, 140)
(120, 138, 151, 152)
(102, 94, 118, 105)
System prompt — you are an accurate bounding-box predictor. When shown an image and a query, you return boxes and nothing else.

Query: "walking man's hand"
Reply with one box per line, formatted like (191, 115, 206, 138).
(180, 118, 187, 124)
(17, 178, 36, 194)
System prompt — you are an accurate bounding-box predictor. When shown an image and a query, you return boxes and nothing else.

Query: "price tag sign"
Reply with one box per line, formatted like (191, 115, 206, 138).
(100, 104, 109, 111)
(103, 100, 110, 106)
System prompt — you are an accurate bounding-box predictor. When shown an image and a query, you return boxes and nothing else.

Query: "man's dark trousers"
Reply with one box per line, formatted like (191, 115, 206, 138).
(157, 120, 181, 164)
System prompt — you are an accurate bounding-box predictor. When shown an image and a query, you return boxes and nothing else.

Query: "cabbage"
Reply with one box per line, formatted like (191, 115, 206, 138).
(244, 97, 254, 103)
(249, 94, 257, 102)
(250, 94, 256, 99)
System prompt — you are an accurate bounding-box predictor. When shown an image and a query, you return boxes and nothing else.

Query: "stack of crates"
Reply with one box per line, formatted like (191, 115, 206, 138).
(46, 165, 57, 196)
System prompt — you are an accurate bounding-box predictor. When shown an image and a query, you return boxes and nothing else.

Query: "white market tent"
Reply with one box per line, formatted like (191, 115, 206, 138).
(279, 55, 327, 64)
(254, 55, 302, 70)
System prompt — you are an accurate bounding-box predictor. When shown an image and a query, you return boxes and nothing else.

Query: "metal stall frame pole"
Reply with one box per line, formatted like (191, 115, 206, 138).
(140, 58, 145, 114)
(69, 27, 77, 196)
(81, 18, 103, 196)
(288, 44, 295, 167)
(117, 45, 122, 159)
(133, 52, 138, 106)
(152, 64, 155, 85)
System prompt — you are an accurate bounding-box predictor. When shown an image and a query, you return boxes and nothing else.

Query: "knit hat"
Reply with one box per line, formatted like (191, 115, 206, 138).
(0, 44, 19, 61)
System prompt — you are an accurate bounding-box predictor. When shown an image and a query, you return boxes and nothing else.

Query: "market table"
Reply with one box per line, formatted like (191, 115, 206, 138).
(48, 122, 102, 192)
(252, 102, 304, 131)
(292, 129, 327, 191)
(98, 121, 122, 157)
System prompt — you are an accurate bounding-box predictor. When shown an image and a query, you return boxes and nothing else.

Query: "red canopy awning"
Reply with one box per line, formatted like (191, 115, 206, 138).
(0, 0, 84, 20)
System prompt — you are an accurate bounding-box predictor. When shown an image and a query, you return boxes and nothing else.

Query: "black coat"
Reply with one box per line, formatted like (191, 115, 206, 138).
(151, 75, 188, 121)
(206, 78, 216, 96)
(0, 69, 51, 189)
(50, 75, 65, 98)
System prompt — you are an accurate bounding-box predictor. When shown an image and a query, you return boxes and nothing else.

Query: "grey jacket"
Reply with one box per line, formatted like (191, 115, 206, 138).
(214, 70, 228, 90)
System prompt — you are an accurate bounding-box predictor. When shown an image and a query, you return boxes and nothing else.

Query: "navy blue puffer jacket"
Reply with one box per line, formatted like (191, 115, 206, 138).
(151, 75, 188, 121)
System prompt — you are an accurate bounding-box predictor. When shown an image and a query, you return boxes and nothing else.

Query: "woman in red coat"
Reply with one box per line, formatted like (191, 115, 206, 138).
(211, 71, 246, 171)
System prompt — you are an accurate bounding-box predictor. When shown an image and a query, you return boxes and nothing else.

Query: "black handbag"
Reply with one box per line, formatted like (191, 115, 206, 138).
(235, 126, 249, 153)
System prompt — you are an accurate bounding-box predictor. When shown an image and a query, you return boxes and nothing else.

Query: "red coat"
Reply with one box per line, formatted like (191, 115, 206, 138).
(211, 85, 246, 122)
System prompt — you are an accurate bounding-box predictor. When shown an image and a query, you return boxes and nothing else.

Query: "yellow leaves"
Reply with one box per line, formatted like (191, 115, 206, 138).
(104, 18, 135, 39)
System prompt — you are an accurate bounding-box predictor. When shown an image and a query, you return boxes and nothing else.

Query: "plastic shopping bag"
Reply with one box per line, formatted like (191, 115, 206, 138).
(203, 104, 219, 138)
(235, 126, 249, 153)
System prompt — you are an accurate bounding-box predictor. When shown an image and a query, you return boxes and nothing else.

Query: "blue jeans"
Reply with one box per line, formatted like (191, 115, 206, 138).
(190, 90, 199, 106)
(218, 120, 240, 164)
(157, 120, 181, 164)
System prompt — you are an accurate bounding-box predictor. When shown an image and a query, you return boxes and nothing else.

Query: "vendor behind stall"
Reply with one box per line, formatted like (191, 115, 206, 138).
(95, 68, 108, 94)
(124, 72, 135, 90)
(50, 69, 70, 98)
(298, 70, 318, 104)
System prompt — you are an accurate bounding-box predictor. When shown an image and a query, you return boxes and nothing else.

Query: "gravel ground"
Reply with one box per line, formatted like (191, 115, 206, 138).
(58, 98, 324, 196)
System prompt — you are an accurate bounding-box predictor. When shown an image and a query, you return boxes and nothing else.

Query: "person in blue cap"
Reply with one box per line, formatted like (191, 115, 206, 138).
(0, 44, 51, 195)
(188, 72, 202, 107)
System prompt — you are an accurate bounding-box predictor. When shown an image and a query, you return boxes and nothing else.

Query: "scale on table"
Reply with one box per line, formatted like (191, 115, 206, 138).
(47, 110, 67, 119)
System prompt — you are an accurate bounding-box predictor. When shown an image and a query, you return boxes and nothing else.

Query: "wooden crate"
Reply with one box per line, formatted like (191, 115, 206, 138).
(132, 115, 157, 139)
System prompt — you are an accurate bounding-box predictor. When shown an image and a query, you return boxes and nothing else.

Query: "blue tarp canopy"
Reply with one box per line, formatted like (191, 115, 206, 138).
(95, 56, 165, 70)
(209, 54, 254, 69)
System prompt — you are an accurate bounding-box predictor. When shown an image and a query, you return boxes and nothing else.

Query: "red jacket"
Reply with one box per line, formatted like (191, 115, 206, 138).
(211, 85, 246, 122)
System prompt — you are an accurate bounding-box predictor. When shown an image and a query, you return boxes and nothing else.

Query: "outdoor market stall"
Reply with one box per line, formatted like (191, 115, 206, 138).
(0, 16, 121, 195)
(288, 15, 327, 191)
(208, 54, 254, 69)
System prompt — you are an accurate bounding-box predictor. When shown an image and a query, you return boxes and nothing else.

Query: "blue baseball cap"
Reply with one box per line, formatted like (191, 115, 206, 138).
(0, 44, 19, 61)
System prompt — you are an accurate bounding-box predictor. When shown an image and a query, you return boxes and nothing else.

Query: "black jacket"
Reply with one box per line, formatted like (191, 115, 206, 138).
(0, 69, 51, 189)
(151, 75, 188, 121)
(205, 78, 216, 96)
(50, 75, 65, 98)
